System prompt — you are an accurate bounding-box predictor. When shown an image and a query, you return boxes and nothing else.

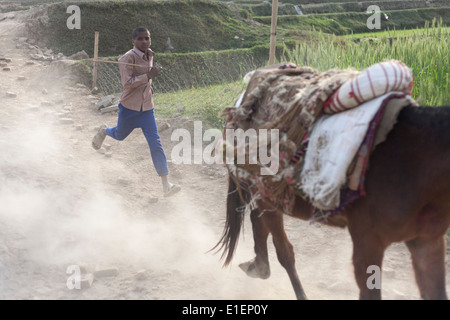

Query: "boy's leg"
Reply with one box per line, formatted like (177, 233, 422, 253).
(92, 104, 135, 150)
(92, 124, 107, 150)
(141, 109, 169, 177)
(141, 110, 180, 196)
(105, 104, 135, 141)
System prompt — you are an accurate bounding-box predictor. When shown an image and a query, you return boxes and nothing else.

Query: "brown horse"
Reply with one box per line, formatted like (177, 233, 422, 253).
(214, 105, 450, 300)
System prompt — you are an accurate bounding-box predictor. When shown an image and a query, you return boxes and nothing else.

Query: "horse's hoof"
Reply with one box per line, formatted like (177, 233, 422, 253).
(239, 259, 270, 279)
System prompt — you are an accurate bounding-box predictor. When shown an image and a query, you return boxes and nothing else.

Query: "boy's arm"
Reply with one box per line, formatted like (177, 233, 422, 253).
(146, 63, 162, 80)
(118, 56, 148, 89)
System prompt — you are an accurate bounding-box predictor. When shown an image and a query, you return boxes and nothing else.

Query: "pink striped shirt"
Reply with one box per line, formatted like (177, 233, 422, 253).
(118, 46, 154, 111)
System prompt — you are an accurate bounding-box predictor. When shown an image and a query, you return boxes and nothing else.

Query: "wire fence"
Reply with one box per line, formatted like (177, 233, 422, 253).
(93, 51, 266, 123)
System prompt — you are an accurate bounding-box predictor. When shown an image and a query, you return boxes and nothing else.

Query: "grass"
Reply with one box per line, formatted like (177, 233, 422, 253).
(279, 19, 449, 106)
(255, 7, 450, 36)
(239, 0, 450, 16)
(27, 1, 450, 56)
(154, 81, 247, 128)
(23, 0, 447, 125)
(345, 26, 450, 38)
(33, 0, 272, 56)
(153, 21, 448, 128)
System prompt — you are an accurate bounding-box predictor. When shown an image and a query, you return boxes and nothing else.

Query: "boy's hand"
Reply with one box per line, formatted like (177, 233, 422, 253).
(147, 63, 163, 80)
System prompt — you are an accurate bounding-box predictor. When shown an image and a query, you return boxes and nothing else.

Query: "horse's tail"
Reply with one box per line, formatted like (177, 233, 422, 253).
(211, 175, 248, 267)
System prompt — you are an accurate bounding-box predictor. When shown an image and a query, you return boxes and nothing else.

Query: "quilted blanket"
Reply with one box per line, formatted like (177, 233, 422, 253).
(222, 60, 415, 217)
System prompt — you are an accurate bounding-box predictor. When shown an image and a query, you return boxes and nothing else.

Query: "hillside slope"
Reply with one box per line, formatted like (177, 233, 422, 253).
(24, 0, 269, 56)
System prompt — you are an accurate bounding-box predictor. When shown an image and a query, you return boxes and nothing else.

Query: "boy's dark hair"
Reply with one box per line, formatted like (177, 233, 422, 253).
(132, 27, 150, 39)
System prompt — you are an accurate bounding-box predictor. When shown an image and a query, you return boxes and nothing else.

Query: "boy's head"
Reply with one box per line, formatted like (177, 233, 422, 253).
(132, 27, 151, 52)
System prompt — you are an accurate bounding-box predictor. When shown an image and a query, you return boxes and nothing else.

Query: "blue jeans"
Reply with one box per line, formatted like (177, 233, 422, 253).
(105, 104, 169, 176)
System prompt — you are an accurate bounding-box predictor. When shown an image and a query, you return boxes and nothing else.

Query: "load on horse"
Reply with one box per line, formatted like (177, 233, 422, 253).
(213, 61, 450, 299)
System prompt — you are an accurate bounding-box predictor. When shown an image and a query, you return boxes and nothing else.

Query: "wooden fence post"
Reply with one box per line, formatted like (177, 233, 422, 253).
(268, 0, 279, 65)
(92, 31, 99, 89)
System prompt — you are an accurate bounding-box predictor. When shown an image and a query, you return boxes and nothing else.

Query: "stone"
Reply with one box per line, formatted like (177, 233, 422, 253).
(55, 112, 68, 118)
(328, 281, 352, 292)
(68, 50, 89, 61)
(91, 87, 99, 94)
(382, 266, 395, 279)
(2, 67, 11, 72)
(77, 264, 90, 274)
(135, 269, 148, 280)
(43, 111, 55, 120)
(40, 101, 53, 107)
(104, 151, 113, 158)
(6, 92, 17, 98)
(112, 99, 121, 107)
(75, 83, 87, 89)
(117, 177, 130, 186)
(30, 54, 45, 61)
(4, 58, 12, 63)
(93, 267, 118, 278)
(59, 118, 74, 125)
(42, 88, 48, 95)
(391, 289, 406, 300)
(29, 48, 40, 55)
(157, 120, 170, 132)
(103, 143, 111, 151)
(25, 61, 35, 65)
(100, 105, 119, 113)
(17, 76, 26, 81)
(96, 95, 115, 109)
(148, 196, 159, 204)
(0, 63, 7, 67)
(75, 124, 83, 131)
(98, 147, 106, 155)
(27, 105, 40, 112)
(80, 273, 94, 289)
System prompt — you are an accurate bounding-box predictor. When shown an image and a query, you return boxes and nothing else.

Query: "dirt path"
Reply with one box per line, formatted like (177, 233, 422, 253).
(0, 8, 448, 300)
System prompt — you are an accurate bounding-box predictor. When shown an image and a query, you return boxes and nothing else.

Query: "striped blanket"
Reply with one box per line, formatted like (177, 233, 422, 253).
(324, 60, 413, 113)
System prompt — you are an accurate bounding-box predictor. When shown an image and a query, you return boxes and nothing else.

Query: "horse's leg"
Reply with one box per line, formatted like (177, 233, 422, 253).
(264, 212, 308, 300)
(349, 227, 387, 299)
(405, 235, 447, 300)
(239, 209, 271, 279)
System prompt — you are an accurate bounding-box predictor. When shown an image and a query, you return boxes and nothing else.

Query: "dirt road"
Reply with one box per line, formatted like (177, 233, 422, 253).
(0, 7, 448, 300)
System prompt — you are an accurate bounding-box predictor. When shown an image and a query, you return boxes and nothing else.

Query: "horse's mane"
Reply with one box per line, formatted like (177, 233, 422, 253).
(398, 105, 450, 129)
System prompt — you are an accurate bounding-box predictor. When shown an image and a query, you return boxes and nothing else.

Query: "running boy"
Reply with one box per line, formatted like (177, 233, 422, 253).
(92, 27, 180, 197)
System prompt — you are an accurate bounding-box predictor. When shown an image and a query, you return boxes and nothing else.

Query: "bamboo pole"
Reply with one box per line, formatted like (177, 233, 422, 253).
(92, 31, 99, 89)
(268, 0, 279, 65)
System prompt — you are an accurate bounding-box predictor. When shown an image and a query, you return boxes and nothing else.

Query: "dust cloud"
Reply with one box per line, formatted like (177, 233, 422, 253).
(0, 95, 427, 300)
(0, 108, 291, 299)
